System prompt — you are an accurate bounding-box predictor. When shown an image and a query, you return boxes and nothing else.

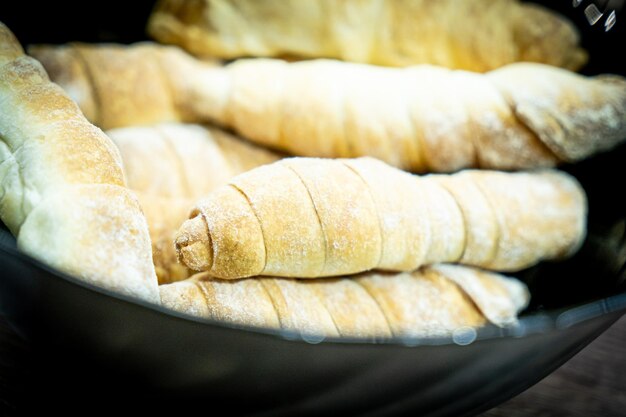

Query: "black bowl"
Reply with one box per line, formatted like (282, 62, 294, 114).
(1, 220, 625, 417)
(0, 1, 625, 416)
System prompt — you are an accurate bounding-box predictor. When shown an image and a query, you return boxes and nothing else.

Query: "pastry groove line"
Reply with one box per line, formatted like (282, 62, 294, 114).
(228, 183, 269, 273)
(341, 161, 384, 270)
(283, 163, 328, 278)
(352, 277, 395, 338)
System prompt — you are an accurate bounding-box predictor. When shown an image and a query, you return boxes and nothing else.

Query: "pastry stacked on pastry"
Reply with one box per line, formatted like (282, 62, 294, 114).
(107, 122, 282, 283)
(1, 0, 625, 339)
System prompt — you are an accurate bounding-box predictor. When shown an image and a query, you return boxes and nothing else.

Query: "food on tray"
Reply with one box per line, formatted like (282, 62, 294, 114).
(175, 157, 587, 279)
(160, 264, 530, 338)
(107, 122, 282, 283)
(0, 22, 160, 303)
(146, 0, 587, 72)
(29, 43, 626, 172)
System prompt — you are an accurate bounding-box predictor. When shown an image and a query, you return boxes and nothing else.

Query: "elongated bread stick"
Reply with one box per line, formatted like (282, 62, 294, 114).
(0, 22, 159, 302)
(159, 264, 530, 338)
(147, 0, 587, 72)
(29, 44, 626, 172)
(175, 157, 587, 279)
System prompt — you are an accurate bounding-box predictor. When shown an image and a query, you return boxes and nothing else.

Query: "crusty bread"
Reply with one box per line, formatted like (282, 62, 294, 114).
(30, 43, 625, 172)
(175, 157, 587, 279)
(0, 21, 160, 303)
(106, 122, 282, 283)
(107, 122, 281, 199)
(29, 42, 223, 130)
(147, 0, 587, 72)
(188, 58, 625, 172)
(160, 264, 531, 338)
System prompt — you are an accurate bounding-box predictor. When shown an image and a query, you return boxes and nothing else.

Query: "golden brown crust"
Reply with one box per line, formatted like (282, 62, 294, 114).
(27, 44, 99, 122)
(176, 214, 213, 273)
(341, 157, 431, 271)
(73, 42, 180, 130)
(146, 0, 586, 72)
(0, 54, 125, 234)
(159, 265, 530, 338)
(462, 169, 587, 269)
(277, 158, 382, 276)
(230, 162, 328, 277)
(17, 185, 159, 300)
(259, 278, 340, 337)
(488, 64, 626, 163)
(159, 276, 282, 329)
(308, 278, 392, 338)
(107, 122, 282, 284)
(433, 264, 530, 327)
(0, 23, 23, 65)
(431, 175, 499, 267)
(28, 43, 223, 131)
(109, 125, 193, 199)
(355, 269, 486, 338)
(108, 122, 282, 199)
(209, 127, 285, 172)
(175, 157, 587, 279)
(511, 3, 587, 71)
(185, 58, 623, 172)
(30, 45, 624, 172)
(0, 22, 159, 303)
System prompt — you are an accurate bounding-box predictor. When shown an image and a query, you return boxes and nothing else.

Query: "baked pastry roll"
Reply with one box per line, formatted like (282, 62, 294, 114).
(30, 44, 625, 172)
(160, 264, 531, 339)
(176, 157, 587, 279)
(147, 0, 587, 72)
(0, 22, 159, 302)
